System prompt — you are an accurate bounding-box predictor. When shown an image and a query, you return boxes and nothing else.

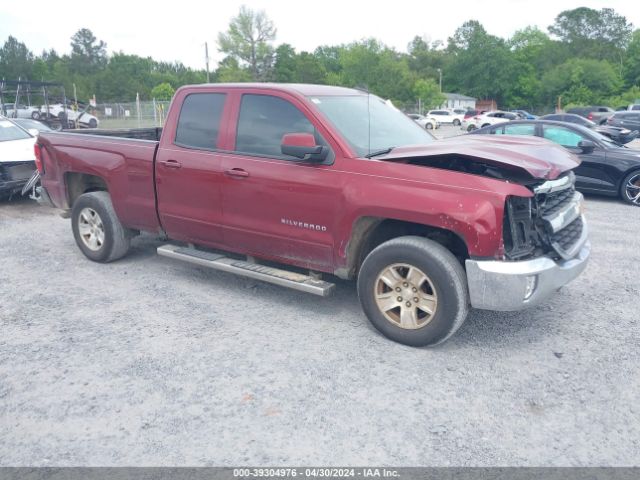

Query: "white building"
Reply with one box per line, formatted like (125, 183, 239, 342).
(439, 93, 476, 110)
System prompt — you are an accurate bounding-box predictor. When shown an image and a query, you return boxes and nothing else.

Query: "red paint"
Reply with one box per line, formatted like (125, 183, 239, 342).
(38, 83, 578, 275)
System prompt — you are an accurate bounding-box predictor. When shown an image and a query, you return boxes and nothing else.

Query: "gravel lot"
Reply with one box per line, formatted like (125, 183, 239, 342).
(1, 180, 639, 466)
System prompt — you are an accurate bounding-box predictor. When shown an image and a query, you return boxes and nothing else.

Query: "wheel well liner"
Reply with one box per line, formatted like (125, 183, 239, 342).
(340, 217, 470, 279)
(65, 172, 108, 208)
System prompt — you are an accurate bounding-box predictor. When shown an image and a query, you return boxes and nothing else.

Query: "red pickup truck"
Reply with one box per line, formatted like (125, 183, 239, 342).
(34, 83, 590, 346)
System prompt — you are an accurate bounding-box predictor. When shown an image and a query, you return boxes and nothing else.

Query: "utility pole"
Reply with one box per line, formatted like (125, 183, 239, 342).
(437, 68, 442, 93)
(205, 42, 210, 83)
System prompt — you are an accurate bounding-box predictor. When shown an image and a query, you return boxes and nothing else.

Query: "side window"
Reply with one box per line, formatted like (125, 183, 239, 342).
(175, 93, 226, 150)
(504, 124, 535, 135)
(543, 125, 584, 148)
(490, 126, 505, 135)
(235, 94, 321, 159)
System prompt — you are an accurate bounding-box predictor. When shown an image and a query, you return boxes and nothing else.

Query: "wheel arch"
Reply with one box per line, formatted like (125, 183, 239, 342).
(65, 172, 109, 208)
(337, 216, 470, 280)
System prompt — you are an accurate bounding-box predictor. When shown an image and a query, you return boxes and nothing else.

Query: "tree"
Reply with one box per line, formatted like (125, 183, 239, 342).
(446, 21, 518, 105)
(151, 82, 175, 100)
(549, 7, 632, 61)
(70, 28, 107, 74)
(413, 78, 445, 110)
(273, 44, 297, 82)
(0, 36, 34, 79)
(217, 6, 276, 81)
(215, 56, 253, 82)
(623, 30, 640, 88)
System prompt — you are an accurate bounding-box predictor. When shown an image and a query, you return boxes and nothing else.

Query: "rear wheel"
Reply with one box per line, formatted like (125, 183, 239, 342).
(88, 118, 98, 128)
(31, 111, 40, 120)
(621, 170, 640, 206)
(453, 119, 461, 126)
(426, 123, 433, 130)
(71, 191, 133, 262)
(481, 123, 491, 128)
(467, 125, 476, 132)
(357, 236, 469, 347)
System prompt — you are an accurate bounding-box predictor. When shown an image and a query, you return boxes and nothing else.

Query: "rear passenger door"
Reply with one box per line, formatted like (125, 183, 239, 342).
(218, 91, 341, 271)
(155, 91, 229, 246)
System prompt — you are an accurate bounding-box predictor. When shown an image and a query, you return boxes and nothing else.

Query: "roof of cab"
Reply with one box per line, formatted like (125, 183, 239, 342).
(179, 83, 365, 97)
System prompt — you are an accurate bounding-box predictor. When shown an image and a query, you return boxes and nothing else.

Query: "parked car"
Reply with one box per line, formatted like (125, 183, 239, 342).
(462, 111, 517, 131)
(470, 119, 640, 206)
(11, 118, 54, 133)
(426, 109, 464, 126)
(541, 113, 638, 145)
(607, 111, 640, 132)
(407, 113, 439, 130)
(566, 106, 615, 125)
(628, 104, 640, 111)
(0, 115, 37, 198)
(40, 104, 100, 128)
(511, 109, 538, 120)
(2, 103, 41, 120)
(34, 83, 589, 347)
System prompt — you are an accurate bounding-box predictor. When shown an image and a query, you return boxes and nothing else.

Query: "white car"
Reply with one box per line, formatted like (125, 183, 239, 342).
(408, 113, 439, 130)
(464, 111, 518, 131)
(426, 109, 464, 126)
(0, 116, 37, 197)
(41, 104, 100, 128)
(2, 103, 41, 120)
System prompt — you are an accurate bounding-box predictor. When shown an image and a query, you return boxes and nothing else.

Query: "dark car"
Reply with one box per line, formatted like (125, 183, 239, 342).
(566, 106, 615, 125)
(541, 113, 638, 145)
(607, 111, 640, 132)
(469, 120, 640, 206)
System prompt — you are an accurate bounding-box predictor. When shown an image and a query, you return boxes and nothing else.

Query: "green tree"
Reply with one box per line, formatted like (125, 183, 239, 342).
(0, 36, 34, 79)
(413, 78, 445, 110)
(217, 6, 276, 81)
(69, 28, 107, 74)
(623, 30, 640, 87)
(273, 44, 297, 82)
(215, 56, 253, 82)
(549, 7, 632, 62)
(151, 82, 175, 100)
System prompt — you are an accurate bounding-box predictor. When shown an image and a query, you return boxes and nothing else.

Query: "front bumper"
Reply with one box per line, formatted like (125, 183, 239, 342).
(465, 239, 590, 311)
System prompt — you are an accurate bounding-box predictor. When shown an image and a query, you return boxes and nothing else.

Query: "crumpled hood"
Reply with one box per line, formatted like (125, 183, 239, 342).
(376, 134, 580, 180)
(0, 137, 36, 164)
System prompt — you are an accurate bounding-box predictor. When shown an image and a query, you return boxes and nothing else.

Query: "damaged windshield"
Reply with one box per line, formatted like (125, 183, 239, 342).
(309, 94, 434, 157)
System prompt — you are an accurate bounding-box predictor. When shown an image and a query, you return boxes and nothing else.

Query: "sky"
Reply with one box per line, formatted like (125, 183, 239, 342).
(0, 0, 638, 71)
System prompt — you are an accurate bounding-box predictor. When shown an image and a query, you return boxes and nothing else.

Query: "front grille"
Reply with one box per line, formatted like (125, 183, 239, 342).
(539, 185, 575, 216)
(551, 216, 584, 253)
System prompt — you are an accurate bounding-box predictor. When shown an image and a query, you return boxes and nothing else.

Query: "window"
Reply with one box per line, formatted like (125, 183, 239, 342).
(504, 124, 535, 136)
(0, 119, 32, 142)
(235, 94, 319, 158)
(543, 125, 584, 148)
(175, 93, 226, 150)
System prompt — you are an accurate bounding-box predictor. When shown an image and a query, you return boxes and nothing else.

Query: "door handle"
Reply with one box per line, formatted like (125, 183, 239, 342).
(160, 159, 182, 169)
(225, 168, 249, 178)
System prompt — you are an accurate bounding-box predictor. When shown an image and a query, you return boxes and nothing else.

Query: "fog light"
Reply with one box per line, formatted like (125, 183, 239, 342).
(524, 275, 537, 300)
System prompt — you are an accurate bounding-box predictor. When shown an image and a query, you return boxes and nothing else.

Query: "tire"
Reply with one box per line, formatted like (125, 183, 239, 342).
(467, 125, 476, 132)
(620, 170, 640, 206)
(453, 119, 461, 126)
(426, 123, 433, 130)
(357, 236, 469, 347)
(71, 191, 132, 262)
(31, 111, 40, 120)
(88, 118, 98, 128)
(481, 123, 490, 128)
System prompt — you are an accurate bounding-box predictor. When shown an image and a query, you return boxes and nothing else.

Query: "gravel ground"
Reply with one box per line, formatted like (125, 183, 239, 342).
(0, 190, 639, 466)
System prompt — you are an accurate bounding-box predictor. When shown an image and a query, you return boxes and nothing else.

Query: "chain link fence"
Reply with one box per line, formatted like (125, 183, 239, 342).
(93, 100, 171, 129)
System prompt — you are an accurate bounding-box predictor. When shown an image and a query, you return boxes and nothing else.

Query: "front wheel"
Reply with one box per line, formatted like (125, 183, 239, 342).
(31, 111, 41, 120)
(453, 119, 461, 126)
(357, 236, 469, 347)
(467, 125, 476, 132)
(426, 123, 433, 130)
(621, 170, 640, 206)
(71, 191, 133, 262)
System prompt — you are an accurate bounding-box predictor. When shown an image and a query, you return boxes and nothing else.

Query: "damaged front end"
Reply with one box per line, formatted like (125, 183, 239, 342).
(503, 171, 588, 261)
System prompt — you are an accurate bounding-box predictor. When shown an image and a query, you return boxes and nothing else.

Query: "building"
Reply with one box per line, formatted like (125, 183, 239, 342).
(439, 93, 476, 110)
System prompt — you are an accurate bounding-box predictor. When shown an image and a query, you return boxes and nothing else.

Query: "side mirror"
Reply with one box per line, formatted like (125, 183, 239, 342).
(281, 133, 328, 162)
(578, 140, 596, 152)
